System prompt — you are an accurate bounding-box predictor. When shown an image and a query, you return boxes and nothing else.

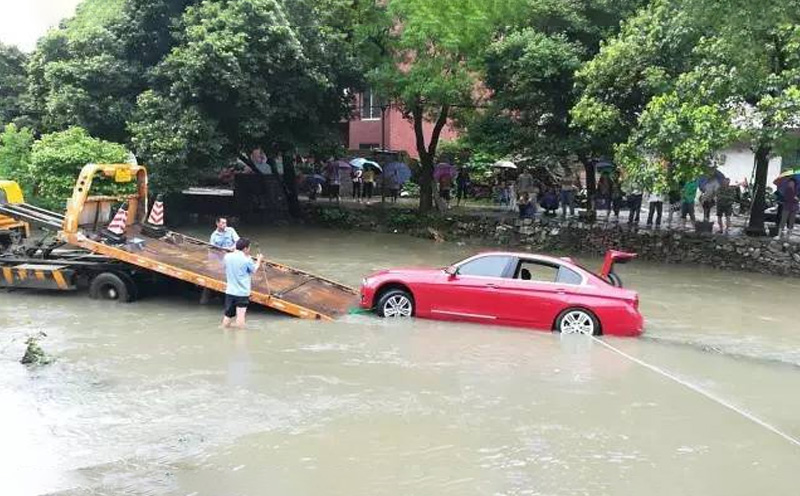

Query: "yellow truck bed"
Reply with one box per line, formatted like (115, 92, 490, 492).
(62, 225, 359, 320)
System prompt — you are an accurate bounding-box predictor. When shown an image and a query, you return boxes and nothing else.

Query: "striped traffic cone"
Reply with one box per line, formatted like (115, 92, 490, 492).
(107, 202, 129, 235)
(143, 194, 167, 238)
(100, 202, 128, 243)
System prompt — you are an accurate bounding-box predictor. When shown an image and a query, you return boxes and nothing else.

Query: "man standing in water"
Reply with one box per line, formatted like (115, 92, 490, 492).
(210, 217, 239, 250)
(222, 238, 263, 328)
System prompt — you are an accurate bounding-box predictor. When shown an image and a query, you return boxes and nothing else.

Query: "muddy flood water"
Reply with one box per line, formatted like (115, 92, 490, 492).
(2, 227, 800, 496)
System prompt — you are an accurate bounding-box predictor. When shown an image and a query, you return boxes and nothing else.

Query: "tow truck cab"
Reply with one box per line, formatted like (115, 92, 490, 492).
(0, 181, 30, 246)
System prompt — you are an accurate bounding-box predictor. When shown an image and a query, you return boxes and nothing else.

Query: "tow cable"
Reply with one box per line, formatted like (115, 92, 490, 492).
(591, 336, 800, 449)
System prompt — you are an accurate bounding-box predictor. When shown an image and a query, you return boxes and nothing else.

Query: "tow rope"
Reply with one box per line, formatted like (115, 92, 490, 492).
(591, 336, 800, 449)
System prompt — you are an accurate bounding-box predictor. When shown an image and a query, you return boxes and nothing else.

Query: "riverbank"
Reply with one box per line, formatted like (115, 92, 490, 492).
(301, 202, 800, 277)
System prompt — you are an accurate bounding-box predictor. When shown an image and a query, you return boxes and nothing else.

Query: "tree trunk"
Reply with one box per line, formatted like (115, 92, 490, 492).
(418, 156, 434, 212)
(746, 144, 770, 236)
(282, 154, 301, 217)
(412, 102, 450, 213)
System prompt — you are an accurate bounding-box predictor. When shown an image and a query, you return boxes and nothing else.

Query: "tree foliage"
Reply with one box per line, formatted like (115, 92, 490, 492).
(369, 0, 520, 211)
(0, 44, 28, 126)
(0, 123, 34, 184)
(129, 0, 365, 193)
(30, 127, 130, 209)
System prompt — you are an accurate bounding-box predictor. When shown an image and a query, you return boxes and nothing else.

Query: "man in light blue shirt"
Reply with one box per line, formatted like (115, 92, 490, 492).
(222, 238, 263, 328)
(210, 217, 239, 250)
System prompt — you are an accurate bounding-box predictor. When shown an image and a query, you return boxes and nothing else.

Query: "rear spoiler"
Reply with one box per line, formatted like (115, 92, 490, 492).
(599, 250, 637, 287)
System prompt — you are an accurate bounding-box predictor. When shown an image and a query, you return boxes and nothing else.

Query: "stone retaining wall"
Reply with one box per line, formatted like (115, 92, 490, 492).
(302, 204, 800, 277)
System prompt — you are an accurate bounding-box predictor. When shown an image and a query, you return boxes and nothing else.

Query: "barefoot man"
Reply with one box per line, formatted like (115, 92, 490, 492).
(222, 238, 263, 328)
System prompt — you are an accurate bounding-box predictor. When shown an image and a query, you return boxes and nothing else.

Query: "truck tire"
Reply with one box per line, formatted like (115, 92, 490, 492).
(89, 272, 136, 302)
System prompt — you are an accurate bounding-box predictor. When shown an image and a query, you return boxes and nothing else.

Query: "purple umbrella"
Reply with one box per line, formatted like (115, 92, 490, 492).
(326, 160, 351, 174)
(434, 162, 457, 181)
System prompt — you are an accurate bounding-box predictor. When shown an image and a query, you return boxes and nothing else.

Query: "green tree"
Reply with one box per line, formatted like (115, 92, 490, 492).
(0, 43, 28, 126)
(25, 14, 137, 142)
(130, 0, 366, 208)
(464, 0, 646, 213)
(0, 124, 34, 184)
(29, 126, 129, 209)
(368, 0, 519, 212)
(575, 0, 800, 234)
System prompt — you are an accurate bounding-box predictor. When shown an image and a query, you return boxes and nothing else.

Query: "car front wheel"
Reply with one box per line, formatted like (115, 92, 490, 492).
(556, 308, 599, 336)
(376, 289, 414, 318)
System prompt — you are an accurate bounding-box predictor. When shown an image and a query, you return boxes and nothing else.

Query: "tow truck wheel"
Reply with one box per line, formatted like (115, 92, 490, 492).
(89, 272, 135, 302)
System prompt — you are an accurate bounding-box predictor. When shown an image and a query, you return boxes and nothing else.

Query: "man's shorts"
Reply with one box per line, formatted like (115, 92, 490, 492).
(224, 295, 250, 318)
(717, 204, 733, 216)
(681, 202, 695, 216)
(439, 189, 451, 200)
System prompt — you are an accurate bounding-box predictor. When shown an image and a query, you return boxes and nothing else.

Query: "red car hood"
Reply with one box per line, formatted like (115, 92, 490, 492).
(366, 267, 441, 278)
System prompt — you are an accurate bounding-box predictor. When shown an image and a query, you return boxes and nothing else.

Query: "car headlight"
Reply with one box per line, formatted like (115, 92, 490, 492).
(361, 278, 368, 287)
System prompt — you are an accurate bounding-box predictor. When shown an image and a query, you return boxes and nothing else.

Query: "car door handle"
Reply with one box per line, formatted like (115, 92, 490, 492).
(486, 283, 498, 289)
(556, 288, 566, 294)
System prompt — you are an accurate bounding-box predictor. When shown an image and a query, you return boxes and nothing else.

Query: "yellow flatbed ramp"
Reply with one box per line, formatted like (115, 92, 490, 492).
(64, 226, 359, 321)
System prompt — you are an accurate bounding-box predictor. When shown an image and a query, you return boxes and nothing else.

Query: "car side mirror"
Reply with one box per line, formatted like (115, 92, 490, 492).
(444, 265, 459, 278)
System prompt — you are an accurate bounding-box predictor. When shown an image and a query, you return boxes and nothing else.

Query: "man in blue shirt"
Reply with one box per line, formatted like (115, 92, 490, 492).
(210, 217, 239, 250)
(222, 238, 263, 328)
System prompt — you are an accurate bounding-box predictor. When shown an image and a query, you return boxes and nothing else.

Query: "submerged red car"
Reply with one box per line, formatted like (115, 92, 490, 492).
(360, 250, 643, 336)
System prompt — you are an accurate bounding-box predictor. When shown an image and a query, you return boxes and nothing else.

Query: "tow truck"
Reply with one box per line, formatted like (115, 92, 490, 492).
(1, 164, 358, 320)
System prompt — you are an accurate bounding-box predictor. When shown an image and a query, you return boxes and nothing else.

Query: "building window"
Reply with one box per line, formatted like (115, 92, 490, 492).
(359, 143, 379, 150)
(360, 88, 383, 120)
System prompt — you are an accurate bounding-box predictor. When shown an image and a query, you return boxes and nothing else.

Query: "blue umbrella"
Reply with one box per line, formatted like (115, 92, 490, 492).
(384, 162, 412, 184)
(349, 157, 367, 168)
(305, 174, 326, 185)
(699, 168, 726, 191)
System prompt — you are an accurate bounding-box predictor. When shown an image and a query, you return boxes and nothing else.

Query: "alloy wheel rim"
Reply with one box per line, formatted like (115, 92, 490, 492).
(106, 286, 119, 300)
(384, 295, 412, 317)
(561, 311, 594, 335)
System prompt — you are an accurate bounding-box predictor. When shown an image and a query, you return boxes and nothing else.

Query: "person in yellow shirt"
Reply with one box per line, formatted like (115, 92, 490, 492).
(363, 168, 375, 204)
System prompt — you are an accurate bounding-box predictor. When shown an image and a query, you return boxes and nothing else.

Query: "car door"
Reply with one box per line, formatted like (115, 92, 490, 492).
(431, 254, 516, 324)
(495, 259, 584, 328)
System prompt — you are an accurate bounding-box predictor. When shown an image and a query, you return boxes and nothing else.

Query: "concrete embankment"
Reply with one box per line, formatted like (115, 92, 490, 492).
(302, 203, 800, 277)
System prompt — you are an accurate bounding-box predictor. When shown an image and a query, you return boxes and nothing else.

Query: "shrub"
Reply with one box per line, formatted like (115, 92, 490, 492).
(0, 123, 34, 186)
(29, 127, 130, 209)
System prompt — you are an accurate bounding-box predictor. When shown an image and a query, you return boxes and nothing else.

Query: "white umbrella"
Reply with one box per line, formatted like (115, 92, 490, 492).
(492, 160, 517, 169)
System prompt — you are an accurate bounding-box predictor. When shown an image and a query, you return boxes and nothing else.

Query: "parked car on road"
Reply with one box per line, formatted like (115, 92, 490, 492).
(360, 250, 642, 336)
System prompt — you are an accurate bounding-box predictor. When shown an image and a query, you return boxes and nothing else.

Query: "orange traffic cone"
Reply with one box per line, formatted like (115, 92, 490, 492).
(107, 202, 128, 235)
(143, 194, 167, 238)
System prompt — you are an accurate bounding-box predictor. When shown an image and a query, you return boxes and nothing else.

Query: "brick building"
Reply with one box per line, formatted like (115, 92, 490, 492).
(344, 88, 458, 158)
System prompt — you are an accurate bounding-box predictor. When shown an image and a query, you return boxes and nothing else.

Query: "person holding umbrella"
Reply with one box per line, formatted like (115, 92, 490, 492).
(363, 166, 376, 204)
(777, 177, 798, 239)
(351, 166, 363, 203)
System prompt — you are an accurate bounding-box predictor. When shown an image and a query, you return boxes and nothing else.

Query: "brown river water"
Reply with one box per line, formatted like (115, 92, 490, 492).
(2, 227, 800, 496)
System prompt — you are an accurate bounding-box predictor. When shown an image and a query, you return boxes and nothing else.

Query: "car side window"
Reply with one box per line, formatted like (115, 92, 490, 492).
(516, 260, 583, 285)
(517, 261, 558, 282)
(556, 266, 583, 285)
(458, 255, 513, 278)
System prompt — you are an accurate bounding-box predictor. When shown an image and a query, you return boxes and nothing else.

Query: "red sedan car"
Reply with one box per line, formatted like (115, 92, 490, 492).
(360, 250, 643, 336)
